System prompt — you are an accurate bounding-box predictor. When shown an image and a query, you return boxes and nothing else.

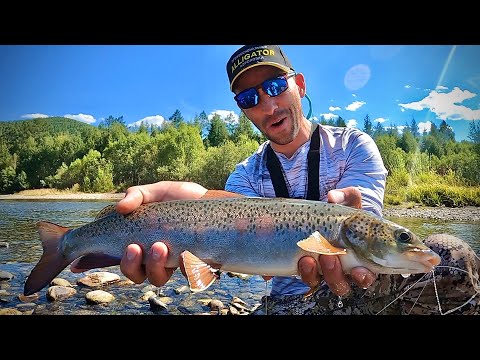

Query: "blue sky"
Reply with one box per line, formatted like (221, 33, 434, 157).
(1, 45, 479, 141)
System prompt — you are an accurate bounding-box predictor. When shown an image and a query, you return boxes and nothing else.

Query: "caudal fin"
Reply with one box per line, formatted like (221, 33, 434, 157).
(24, 221, 72, 296)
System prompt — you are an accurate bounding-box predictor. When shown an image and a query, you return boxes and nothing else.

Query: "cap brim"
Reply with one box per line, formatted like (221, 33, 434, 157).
(230, 63, 293, 91)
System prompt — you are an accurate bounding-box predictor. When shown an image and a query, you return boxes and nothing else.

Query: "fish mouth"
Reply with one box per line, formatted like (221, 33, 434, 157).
(406, 249, 441, 272)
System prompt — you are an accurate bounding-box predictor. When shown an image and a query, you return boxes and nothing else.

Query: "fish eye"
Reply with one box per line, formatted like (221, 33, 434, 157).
(397, 230, 412, 243)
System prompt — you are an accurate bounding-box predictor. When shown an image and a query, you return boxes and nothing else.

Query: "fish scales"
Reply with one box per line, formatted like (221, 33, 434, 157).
(23, 197, 441, 296)
(67, 198, 350, 274)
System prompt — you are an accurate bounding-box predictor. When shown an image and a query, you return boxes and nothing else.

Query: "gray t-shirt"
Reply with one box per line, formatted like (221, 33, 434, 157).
(224, 124, 388, 295)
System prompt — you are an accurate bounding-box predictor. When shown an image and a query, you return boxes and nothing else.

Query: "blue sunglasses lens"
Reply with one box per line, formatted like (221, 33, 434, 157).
(234, 75, 291, 109)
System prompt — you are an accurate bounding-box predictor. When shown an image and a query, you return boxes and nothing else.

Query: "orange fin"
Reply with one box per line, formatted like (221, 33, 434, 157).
(24, 221, 73, 296)
(296, 231, 347, 255)
(201, 190, 244, 199)
(180, 250, 219, 292)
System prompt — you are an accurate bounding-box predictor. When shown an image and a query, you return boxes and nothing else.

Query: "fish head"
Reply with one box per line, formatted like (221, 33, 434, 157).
(341, 213, 441, 274)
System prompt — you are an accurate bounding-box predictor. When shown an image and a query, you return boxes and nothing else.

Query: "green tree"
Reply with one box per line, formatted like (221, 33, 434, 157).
(206, 114, 229, 147)
(169, 109, 184, 127)
(231, 112, 256, 141)
(362, 114, 373, 136)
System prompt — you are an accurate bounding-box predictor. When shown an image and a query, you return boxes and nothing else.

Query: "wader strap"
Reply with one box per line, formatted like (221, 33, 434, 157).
(266, 125, 320, 200)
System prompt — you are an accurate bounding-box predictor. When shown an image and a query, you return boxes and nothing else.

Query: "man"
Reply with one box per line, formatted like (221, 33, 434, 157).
(72, 45, 480, 314)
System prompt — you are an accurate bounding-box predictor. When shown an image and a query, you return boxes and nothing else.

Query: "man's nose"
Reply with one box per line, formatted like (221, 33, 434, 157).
(257, 90, 278, 115)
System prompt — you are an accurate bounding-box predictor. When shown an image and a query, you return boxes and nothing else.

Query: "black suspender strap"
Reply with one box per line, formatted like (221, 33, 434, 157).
(266, 144, 290, 198)
(306, 125, 320, 200)
(266, 124, 320, 200)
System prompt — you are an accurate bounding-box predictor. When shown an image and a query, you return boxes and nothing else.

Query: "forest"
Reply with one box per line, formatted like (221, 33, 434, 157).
(1, 111, 479, 207)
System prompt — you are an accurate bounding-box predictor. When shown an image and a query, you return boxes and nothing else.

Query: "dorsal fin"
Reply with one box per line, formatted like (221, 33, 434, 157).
(95, 204, 118, 220)
(297, 231, 347, 255)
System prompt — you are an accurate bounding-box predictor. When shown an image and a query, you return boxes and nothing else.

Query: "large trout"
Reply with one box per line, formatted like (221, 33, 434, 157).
(23, 196, 441, 296)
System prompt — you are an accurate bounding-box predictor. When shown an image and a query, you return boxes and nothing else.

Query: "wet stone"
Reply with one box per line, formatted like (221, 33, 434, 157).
(0, 271, 14, 281)
(229, 305, 240, 315)
(174, 285, 190, 294)
(50, 278, 74, 287)
(140, 291, 156, 301)
(0, 308, 23, 315)
(85, 290, 115, 304)
(77, 271, 121, 288)
(47, 286, 77, 301)
(209, 299, 225, 311)
(0, 242, 9, 248)
(141, 285, 158, 293)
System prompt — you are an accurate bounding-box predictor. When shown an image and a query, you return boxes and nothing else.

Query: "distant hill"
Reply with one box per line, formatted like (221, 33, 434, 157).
(0, 117, 101, 149)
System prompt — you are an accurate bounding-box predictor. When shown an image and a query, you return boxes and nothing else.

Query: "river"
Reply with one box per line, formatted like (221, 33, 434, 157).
(0, 200, 479, 315)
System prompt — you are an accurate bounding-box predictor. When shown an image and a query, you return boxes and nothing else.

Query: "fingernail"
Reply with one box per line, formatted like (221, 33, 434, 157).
(323, 256, 336, 270)
(330, 190, 345, 204)
(299, 261, 314, 274)
(150, 247, 160, 261)
(126, 247, 136, 261)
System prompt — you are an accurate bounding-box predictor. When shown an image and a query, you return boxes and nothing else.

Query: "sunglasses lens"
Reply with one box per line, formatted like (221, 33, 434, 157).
(263, 77, 288, 97)
(234, 74, 293, 109)
(235, 88, 258, 109)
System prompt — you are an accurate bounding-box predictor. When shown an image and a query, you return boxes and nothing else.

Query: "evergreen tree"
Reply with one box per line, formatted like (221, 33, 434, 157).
(169, 109, 184, 127)
(362, 114, 373, 136)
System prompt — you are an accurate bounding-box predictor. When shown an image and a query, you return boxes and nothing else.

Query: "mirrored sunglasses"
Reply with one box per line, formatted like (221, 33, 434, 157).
(234, 72, 296, 109)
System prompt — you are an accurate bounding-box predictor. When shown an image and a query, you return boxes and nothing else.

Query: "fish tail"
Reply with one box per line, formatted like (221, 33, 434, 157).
(23, 221, 72, 296)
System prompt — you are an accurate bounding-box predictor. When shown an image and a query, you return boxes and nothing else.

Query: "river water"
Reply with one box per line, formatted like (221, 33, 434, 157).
(0, 200, 479, 315)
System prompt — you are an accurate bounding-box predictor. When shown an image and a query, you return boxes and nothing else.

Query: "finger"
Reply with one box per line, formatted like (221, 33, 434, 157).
(319, 255, 351, 296)
(145, 242, 175, 287)
(350, 267, 377, 289)
(327, 187, 362, 209)
(116, 187, 145, 215)
(120, 244, 147, 284)
(298, 256, 321, 289)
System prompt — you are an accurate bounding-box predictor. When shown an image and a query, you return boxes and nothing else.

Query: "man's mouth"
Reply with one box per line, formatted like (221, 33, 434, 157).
(270, 118, 285, 128)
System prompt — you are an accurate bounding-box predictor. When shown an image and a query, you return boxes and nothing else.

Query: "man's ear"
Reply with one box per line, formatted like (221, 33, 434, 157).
(294, 73, 306, 98)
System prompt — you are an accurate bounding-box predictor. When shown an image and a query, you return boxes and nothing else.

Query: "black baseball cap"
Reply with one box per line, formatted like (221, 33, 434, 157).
(226, 45, 295, 91)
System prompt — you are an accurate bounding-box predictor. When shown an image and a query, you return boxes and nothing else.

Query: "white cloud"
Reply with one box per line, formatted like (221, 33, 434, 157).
(320, 113, 339, 121)
(64, 113, 96, 124)
(346, 119, 357, 128)
(418, 121, 432, 134)
(21, 113, 50, 119)
(404, 85, 411, 89)
(352, 94, 357, 98)
(128, 115, 166, 128)
(209, 110, 239, 124)
(436, 85, 448, 91)
(374, 117, 387, 123)
(329, 106, 341, 112)
(345, 101, 366, 111)
(400, 108, 405, 112)
(399, 86, 480, 121)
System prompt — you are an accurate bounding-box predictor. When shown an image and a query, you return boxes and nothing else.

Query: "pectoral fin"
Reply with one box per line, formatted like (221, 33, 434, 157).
(180, 250, 220, 293)
(296, 231, 347, 255)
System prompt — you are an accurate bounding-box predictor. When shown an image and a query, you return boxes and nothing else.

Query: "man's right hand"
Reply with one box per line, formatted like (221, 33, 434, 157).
(70, 181, 208, 286)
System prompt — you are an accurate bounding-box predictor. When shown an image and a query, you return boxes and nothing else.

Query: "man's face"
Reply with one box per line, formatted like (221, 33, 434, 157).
(233, 66, 305, 146)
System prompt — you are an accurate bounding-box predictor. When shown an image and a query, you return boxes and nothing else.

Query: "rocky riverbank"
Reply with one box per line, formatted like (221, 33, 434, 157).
(383, 205, 480, 222)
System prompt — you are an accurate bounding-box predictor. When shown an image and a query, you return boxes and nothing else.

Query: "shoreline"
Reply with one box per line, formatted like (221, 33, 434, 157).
(0, 193, 126, 201)
(0, 193, 478, 222)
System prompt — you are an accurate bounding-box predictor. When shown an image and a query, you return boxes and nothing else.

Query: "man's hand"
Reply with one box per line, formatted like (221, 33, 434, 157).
(297, 187, 376, 296)
(70, 181, 208, 287)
